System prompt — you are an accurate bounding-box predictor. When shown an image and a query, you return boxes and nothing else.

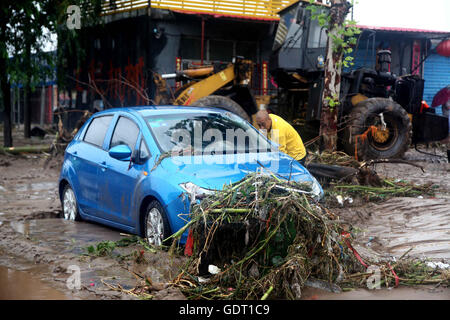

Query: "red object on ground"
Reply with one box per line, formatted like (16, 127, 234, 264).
(387, 263, 399, 287)
(341, 232, 368, 268)
(184, 229, 194, 256)
(436, 39, 450, 57)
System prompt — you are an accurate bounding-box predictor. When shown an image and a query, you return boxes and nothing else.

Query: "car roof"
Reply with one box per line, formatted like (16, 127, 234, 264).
(93, 105, 226, 118)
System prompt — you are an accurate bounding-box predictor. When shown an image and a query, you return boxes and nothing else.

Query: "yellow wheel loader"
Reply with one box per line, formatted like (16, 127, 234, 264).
(153, 57, 259, 123)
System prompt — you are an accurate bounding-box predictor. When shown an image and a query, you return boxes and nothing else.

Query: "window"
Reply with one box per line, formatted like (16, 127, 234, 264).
(139, 139, 150, 162)
(83, 115, 113, 148)
(307, 9, 328, 48)
(110, 116, 140, 151)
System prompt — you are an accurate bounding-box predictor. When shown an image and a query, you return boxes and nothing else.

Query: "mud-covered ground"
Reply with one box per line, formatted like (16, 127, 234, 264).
(0, 131, 449, 300)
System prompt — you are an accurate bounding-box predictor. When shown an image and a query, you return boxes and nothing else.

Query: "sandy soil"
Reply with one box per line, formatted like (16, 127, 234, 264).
(0, 131, 449, 300)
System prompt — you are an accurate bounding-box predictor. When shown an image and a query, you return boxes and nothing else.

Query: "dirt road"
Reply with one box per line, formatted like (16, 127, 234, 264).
(0, 138, 449, 300)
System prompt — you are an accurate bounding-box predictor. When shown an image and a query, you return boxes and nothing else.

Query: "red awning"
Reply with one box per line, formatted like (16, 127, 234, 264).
(356, 25, 450, 34)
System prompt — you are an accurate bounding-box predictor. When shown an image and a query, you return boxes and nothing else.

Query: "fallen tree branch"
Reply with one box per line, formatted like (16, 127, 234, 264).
(361, 159, 425, 173)
(0, 145, 51, 155)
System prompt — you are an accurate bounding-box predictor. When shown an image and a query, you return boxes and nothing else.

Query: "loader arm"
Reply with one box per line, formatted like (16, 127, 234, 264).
(174, 65, 236, 106)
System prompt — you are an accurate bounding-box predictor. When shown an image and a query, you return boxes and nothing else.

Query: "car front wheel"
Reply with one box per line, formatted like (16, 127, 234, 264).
(144, 200, 171, 247)
(62, 185, 81, 221)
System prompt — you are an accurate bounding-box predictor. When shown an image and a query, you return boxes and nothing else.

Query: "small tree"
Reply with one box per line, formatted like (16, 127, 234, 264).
(0, 0, 102, 147)
(308, 0, 360, 152)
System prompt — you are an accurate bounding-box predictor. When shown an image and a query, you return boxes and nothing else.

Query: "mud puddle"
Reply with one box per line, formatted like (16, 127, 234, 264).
(301, 286, 450, 300)
(9, 218, 124, 255)
(0, 265, 73, 300)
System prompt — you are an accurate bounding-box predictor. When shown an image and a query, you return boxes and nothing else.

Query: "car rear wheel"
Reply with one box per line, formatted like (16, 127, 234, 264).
(62, 185, 81, 221)
(144, 200, 171, 247)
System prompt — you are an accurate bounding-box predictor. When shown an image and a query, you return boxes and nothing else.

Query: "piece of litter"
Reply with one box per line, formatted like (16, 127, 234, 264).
(426, 262, 450, 269)
(336, 195, 344, 206)
(197, 276, 209, 284)
(208, 265, 221, 275)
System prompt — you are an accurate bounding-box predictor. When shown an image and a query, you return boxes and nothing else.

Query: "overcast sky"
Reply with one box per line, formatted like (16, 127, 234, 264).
(352, 0, 450, 32)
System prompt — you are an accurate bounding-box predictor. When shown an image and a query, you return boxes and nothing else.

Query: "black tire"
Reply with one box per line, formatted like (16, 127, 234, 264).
(343, 98, 412, 160)
(143, 200, 171, 247)
(61, 184, 82, 221)
(191, 95, 251, 122)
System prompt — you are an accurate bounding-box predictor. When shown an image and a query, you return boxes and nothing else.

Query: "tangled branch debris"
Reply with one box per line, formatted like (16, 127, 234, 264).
(167, 172, 448, 300)
(170, 172, 366, 299)
(325, 178, 438, 204)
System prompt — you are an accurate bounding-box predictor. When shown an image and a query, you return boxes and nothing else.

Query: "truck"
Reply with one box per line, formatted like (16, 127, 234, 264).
(269, 0, 449, 160)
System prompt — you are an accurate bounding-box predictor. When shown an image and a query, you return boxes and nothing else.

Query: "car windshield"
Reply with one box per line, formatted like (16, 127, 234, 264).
(145, 111, 275, 155)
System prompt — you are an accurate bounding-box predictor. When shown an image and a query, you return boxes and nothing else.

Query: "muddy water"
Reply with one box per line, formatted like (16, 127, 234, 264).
(0, 265, 71, 300)
(359, 197, 450, 259)
(9, 218, 124, 255)
(301, 286, 450, 300)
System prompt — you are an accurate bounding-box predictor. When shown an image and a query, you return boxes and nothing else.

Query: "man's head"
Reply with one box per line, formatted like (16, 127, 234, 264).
(255, 110, 272, 131)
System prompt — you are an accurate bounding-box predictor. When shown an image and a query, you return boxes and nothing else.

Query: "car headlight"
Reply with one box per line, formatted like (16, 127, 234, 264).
(179, 182, 215, 201)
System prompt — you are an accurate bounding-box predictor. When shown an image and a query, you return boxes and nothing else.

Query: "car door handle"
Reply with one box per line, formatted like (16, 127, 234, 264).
(100, 161, 108, 171)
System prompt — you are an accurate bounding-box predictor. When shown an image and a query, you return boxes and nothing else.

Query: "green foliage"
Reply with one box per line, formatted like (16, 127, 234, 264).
(0, 0, 103, 89)
(306, 0, 361, 110)
(85, 240, 117, 257)
(325, 95, 340, 109)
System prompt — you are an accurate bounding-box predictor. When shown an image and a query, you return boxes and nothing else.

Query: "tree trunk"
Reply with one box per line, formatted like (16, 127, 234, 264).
(24, 25, 32, 139)
(1, 73, 13, 148)
(319, 0, 351, 152)
(0, 11, 12, 147)
(24, 82, 31, 138)
(0, 51, 12, 147)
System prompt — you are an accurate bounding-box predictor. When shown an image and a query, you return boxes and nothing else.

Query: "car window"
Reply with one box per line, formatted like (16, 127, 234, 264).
(83, 115, 113, 148)
(145, 112, 274, 154)
(110, 116, 140, 151)
(139, 139, 150, 161)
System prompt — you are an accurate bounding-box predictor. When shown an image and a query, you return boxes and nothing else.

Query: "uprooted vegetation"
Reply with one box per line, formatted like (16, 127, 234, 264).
(306, 151, 439, 205)
(166, 172, 448, 299)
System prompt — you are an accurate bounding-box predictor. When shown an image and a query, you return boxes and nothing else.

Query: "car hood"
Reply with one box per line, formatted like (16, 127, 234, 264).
(159, 152, 319, 191)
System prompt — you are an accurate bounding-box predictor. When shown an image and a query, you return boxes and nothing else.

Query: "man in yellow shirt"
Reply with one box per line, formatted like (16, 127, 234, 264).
(255, 110, 307, 165)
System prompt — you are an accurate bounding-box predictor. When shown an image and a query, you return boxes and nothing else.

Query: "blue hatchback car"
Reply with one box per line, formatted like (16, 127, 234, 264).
(59, 106, 323, 245)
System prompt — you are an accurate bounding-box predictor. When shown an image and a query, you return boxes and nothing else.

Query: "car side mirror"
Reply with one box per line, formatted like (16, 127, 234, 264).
(109, 144, 132, 161)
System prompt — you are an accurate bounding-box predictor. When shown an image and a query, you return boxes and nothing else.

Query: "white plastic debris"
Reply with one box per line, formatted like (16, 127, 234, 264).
(426, 262, 450, 269)
(208, 264, 221, 275)
(336, 195, 344, 206)
(197, 276, 210, 284)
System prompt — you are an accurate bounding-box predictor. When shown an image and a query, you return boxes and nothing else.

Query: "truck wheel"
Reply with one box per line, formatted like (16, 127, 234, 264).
(343, 98, 412, 160)
(191, 95, 251, 122)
